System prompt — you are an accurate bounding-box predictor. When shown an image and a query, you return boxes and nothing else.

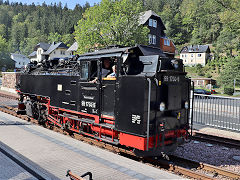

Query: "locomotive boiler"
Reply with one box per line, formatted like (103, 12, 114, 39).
(17, 45, 191, 156)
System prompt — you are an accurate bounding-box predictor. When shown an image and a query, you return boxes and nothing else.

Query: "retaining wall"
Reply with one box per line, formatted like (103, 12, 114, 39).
(0, 72, 21, 93)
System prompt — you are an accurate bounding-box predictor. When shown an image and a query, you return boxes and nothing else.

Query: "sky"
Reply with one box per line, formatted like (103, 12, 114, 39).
(8, 0, 102, 9)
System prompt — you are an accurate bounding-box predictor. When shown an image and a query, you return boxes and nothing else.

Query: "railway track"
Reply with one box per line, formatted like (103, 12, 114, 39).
(191, 131, 240, 150)
(0, 91, 19, 100)
(0, 102, 240, 179)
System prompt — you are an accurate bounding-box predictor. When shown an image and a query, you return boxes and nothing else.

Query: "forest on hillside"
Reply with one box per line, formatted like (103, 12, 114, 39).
(0, 0, 239, 90)
(0, 0, 90, 54)
(0, 0, 239, 55)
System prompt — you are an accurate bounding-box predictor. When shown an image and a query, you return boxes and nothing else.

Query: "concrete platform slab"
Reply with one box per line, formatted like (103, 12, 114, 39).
(0, 151, 37, 180)
(0, 111, 183, 180)
(193, 123, 240, 141)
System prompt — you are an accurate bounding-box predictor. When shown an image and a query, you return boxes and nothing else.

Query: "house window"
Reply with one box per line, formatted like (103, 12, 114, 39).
(23, 62, 25, 65)
(148, 34, 152, 44)
(164, 39, 170, 46)
(182, 54, 184, 58)
(185, 60, 187, 62)
(149, 19, 157, 28)
(198, 54, 201, 57)
(191, 54, 194, 57)
(54, 51, 56, 54)
(149, 19, 153, 27)
(152, 35, 156, 44)
(149, 34, 156, 44)
(19, 62, 20, 65)
(153, 20, 157, 28)
(61, 50, 65, 55)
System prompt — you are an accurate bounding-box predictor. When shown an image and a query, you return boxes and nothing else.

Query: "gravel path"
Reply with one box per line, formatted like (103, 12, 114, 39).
(172, 140, 240, 174)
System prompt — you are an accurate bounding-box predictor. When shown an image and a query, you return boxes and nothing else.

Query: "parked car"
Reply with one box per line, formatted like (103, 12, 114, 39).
(211, 89, 216, 94)
(194, 89, 211, 95)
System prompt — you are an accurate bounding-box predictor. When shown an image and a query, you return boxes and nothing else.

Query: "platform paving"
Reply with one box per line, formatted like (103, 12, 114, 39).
(0, 111, 183, 180)
(193, 123, 240, 141)
(0, 151, 37, 180)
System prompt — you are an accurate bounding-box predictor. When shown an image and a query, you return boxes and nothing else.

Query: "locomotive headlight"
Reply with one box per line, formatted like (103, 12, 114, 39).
(184, 101, 189, 109)
(159, 102, 166, 111)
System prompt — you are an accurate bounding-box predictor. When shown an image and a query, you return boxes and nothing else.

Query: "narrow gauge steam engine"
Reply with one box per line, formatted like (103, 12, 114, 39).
(17, 45, 191, 156)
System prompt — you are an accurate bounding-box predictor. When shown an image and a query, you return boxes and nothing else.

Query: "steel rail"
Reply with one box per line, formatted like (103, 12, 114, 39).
(144, 157, 214, 180)
(191, 131, 240, 149)
(0, 91, 19, 100)
(170, 155, 240, 179)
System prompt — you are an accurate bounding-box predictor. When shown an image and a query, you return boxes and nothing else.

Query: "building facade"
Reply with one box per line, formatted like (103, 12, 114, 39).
(10, 53, 30, 69)
(180, 45, 210, 66)
(139, 10, 176, 58)
(29, 42, 70, 62)
(159, 37, 176, 58)
(191, 78, 216, 89)
(67, 42, 78, 56)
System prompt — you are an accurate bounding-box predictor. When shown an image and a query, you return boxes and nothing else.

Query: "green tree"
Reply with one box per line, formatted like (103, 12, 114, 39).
(215, 0, 240, 56)
(0, 24, 6, 38)
(159, 1, 189, 45)
(61, 34, 74, 47)
(219, 56, 240, 86)
(74, 0, 149, 53)
(0, 35, 13, 69)
(48, 32, 62, 43)
(0, 35, 7, 51)
(180, 0, 223, 44)
(19, 37, 39, 56)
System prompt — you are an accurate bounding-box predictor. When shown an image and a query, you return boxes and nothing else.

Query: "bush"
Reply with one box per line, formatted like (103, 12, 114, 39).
(224, 86, 234, 95)
(196, 64, 203, 69)
(205, 72, 212, 78)
(197, 71, 205, 76)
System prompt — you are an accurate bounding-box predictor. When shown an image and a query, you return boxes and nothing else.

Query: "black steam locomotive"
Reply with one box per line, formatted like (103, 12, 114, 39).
(17, 45, 191, 156)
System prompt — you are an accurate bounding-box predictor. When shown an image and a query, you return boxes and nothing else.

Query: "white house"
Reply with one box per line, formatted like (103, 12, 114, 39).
(67, 41, 78, 56)
(10, 53, 30, 69)
(28, 42, 70, 62)
(180, 45, 211, 66)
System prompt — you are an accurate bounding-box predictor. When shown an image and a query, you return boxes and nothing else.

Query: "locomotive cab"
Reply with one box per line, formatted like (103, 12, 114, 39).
(18, 45, 191, 157)
(77, 45, 191, 156)
(114, 53, 190, 156)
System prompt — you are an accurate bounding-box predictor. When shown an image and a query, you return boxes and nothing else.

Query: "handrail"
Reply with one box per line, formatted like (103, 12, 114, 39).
(146, 78, 151, 151)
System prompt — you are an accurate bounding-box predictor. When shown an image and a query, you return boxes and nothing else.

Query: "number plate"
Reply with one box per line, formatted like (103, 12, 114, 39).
(163, 75, 180, 83)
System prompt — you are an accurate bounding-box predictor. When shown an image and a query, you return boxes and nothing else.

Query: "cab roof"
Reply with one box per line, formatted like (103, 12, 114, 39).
(78, 45, 166, 60)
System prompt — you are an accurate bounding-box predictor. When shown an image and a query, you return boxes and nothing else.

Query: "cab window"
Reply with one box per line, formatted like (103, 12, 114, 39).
(80, 61, 89, 80)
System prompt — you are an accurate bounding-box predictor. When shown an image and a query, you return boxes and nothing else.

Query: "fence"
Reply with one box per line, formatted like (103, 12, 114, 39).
(192, 94, 240, 132)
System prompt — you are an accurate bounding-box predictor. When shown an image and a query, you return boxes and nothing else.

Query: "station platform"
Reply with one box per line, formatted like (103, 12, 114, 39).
(0, 111, 183, 180)
(0, 150, 36, 180)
